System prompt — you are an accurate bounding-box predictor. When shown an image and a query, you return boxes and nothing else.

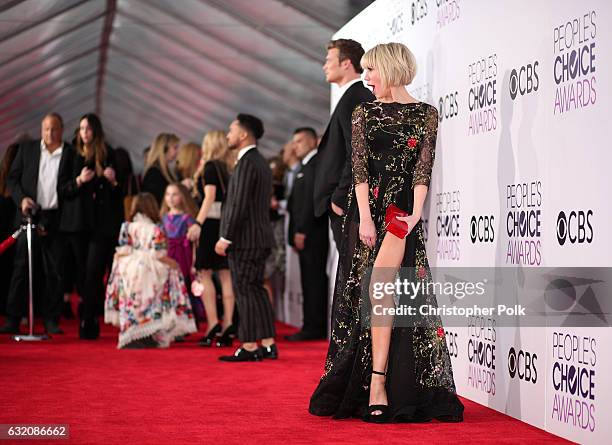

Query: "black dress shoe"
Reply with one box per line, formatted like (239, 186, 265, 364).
(284, 331, 325, 341)
(0, 318, 20, 335)
(215, 324, 237, 347)
(44, 320, 64, 335)
(260, 344, 279, 360)
(219, 346, 262, 362)
(198, 323, 221, 347)
(79, 318, 99, 340)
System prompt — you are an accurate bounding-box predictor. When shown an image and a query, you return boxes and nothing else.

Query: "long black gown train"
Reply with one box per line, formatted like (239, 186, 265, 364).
(309, 101, 464, 422)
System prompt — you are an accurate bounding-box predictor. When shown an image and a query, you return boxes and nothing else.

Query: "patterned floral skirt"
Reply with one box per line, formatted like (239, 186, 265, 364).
(104, 251, 197, 348)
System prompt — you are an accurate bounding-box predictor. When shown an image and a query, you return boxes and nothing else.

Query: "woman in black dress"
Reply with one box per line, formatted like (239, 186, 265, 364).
(309, 43, 463, 423)
(141, 133, 179, 205)
(58, 113, 123, 339)
(187, 130, 236, 347)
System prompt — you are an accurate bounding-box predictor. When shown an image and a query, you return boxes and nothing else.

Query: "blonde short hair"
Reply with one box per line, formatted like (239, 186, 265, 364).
(361, 42, 417, 88)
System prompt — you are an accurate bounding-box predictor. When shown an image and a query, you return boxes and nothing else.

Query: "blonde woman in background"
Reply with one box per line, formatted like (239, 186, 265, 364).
(141, 133, 179, 205)
(187, 130, 236, 347)
(175, 142, 201, 193)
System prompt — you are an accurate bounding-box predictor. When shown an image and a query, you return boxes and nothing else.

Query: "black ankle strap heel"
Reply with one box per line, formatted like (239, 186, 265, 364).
(365, 370, 390, 423)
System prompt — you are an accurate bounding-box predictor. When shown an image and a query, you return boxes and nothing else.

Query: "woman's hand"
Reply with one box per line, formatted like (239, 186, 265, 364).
(78, 167, 95, 186)
(187, 224, 201, 242)
(395, 213, 421, 236)
(359, 217, 377, 248)
(103, 167, 116, 184)
(181, 177, 194, 190)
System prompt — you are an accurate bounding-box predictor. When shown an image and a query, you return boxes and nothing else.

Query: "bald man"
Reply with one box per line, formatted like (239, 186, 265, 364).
(0, 113, 73, 335)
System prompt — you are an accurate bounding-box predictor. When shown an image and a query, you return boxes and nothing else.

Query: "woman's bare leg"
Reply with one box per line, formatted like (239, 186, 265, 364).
(369, 232, 406, 414)
(217, 269, 235, 330)
(197, 269, 218, 334)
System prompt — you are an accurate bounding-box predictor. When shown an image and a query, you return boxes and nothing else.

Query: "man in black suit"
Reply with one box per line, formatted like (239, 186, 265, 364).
(313, 39, 375, 248)
(286, 128, 329, 341)
(0, 113, 72, 335)
(215, 114, 277, 362)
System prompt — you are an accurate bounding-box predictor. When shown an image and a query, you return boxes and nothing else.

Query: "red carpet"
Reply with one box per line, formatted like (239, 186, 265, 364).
(0, 318, 568, 444)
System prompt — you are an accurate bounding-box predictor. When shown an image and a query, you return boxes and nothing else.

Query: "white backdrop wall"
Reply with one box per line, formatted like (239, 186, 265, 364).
(332, 0, 612, 443)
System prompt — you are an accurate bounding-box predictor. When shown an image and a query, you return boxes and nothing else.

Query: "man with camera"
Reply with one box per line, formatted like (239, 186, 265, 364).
(0, 113, 72, 335)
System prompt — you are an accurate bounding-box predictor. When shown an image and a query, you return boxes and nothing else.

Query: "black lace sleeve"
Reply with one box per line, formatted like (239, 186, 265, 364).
(412, 105, 438, 188)
(351, 103, 368, 184)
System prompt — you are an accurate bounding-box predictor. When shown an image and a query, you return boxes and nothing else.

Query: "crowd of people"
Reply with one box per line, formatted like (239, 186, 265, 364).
(0, 39, 464, 423)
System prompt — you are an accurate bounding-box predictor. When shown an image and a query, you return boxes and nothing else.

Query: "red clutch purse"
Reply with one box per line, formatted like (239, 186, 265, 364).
(385, 204, 410, 239)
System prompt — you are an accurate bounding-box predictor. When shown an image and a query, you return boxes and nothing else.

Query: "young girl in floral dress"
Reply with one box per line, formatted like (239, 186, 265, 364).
(104, 192, 197, 348)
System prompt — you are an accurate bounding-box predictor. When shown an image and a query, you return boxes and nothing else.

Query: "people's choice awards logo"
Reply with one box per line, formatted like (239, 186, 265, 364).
(505, 181, 542, 266)
(436, 0, 460, 29)
(551, 332, 596, 432)
(467, 317, 496, 395)
(436, 190, 460, 261)
(553, 10, 597, 115)
(468, 54, 497, 135)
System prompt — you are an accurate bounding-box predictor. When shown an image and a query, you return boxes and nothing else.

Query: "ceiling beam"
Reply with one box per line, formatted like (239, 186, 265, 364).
(119, 9, 324, 123)
(95, 0, 117, 115)
(0, 47, 98, 103)
(202, 0, 323, 63)
(278, 0, 338, 31)
(0, 0, 91, 45)
(144, 0, 327, 99)
(0, 0, 27, 15)
(0, 11, 106, 75)
(0, 71, 97, 122)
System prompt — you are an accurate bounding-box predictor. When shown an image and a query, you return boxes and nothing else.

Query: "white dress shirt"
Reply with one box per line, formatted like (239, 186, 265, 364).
(237, 144, 256, 162)
(37, 140, 64, 210)
(301, 149, 318, 166)
(337, 77, 363, 98)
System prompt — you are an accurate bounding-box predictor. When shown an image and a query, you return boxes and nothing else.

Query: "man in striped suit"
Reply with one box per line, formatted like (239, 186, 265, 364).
(215, 114, 277, 362)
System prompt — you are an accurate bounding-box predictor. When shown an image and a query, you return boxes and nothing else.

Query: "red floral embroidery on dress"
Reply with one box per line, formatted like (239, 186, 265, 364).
(372, 186, 379, 198)
(407, 137, 418, 148)
(417, 266, 427, 279)
(437, 327, 445, 338)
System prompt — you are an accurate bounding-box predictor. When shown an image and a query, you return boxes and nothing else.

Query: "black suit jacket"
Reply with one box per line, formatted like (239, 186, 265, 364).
(58, 146, 124, 236)
(7, 139, 73, 227)
(313, 81, 375, 217)
(288, 152, 327, 246)
(220, 147, 273, 250)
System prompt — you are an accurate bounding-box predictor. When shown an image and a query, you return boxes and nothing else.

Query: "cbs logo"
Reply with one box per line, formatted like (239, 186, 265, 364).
(509, 62, 539, 100)
(508, 347, 538, 384)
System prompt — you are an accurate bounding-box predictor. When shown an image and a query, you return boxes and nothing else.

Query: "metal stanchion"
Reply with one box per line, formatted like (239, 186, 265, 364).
(13, 215, 49, 342)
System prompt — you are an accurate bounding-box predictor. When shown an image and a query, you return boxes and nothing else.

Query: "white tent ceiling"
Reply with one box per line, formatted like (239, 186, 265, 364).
(0, 0, 372, 168)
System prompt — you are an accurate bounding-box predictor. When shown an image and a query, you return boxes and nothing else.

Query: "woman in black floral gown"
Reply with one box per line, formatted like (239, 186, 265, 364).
(309, 43, 464, 423)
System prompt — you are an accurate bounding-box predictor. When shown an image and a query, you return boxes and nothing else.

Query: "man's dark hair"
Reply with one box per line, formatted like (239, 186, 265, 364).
(237, 113, 264, 140)
(327, 39, 365, 74)
(43, 112, 64, 128)
(293, 127, 317, 140)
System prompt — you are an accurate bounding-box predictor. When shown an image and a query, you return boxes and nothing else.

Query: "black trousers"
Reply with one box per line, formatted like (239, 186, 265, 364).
(298, 228, 329, 336)
(62, 233, 115, 320)
(6, 210, 63, 323)
(228, 248, 275, 342)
